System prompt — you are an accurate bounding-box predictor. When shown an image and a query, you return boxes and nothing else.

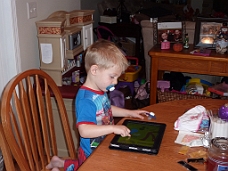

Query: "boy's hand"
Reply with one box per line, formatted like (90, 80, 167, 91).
(113, 125, 131, 137)
(127, 109, 148, 119)
(111, 106, 149, 119)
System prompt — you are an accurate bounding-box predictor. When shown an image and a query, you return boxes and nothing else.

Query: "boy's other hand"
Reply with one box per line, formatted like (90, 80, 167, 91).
(127, 109, 148, 119)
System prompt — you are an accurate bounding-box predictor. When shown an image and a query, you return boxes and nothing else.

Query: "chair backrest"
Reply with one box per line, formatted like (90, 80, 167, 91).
(0, 69, 77, 171)
(0, 124, 16, 171)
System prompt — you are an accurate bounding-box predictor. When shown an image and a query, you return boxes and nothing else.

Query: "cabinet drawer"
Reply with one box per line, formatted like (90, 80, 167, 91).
(158, 57, 210, 73)
(210, 61, 228, 74)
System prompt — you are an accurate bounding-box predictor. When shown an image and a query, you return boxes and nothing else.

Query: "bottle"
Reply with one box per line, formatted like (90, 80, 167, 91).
(76, 56, 81, 67)
(183, 33, 189, 49)
(72, 70, 80, 83)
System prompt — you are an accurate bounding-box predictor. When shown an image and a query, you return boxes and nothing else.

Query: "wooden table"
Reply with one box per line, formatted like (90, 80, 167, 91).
(149, 44, 228, 104)
(78, 99, 227, 171)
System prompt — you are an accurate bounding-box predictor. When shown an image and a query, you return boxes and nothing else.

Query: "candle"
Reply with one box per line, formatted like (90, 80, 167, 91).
(201, 37, 214, 44)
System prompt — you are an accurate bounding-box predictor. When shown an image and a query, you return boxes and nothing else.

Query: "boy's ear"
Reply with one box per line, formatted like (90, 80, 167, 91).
(90, 65, 99, 75)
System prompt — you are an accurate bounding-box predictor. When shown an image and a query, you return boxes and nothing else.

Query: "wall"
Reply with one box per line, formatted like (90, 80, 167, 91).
(191, 0, 203, 13)
(0, 0, 80, 95)
(16, 0, 81, 71)
(213, 0, 228, 15)
(81, 0, 101, 28)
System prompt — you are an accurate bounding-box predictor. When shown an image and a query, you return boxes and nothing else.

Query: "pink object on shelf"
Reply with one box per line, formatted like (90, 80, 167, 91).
(190, 49, 211, 56)
(157, 80, 170, 92)
(161, 41, 170, 49)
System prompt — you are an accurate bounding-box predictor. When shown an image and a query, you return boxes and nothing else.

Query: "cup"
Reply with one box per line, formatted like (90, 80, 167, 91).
(208, 109, 228, 139)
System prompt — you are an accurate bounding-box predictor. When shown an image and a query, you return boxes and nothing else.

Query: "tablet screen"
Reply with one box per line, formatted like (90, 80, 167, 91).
(117, 121, 160, 147)
(110, 119, 166, 154)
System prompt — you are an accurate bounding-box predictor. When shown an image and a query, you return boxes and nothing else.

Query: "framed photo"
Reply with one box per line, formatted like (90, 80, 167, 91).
(153, 21, 185, 45)
(193, 17, 228, 49)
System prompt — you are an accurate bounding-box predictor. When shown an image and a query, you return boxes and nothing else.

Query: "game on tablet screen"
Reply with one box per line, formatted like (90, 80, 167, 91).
(117, 122, 160, 147)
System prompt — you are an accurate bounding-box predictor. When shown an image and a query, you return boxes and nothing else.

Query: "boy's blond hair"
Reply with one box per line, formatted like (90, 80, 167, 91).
(84, 39, 129, 73)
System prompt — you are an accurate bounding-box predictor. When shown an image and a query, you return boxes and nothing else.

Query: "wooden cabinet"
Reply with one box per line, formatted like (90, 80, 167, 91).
(81, 23, 94, 50)
(149, 44, 228, 104)
(36, 10, 94, 86)
(66, 10, 94, 51)
(36, 18, 68, 86)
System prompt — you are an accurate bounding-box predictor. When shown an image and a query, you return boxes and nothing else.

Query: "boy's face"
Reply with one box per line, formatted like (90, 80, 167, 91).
(96, 65, 122, 92)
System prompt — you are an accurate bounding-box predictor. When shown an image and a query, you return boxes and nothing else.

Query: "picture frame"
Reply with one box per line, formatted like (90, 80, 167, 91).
(153, 21, 186, 45)
(193, 17, 228, 49)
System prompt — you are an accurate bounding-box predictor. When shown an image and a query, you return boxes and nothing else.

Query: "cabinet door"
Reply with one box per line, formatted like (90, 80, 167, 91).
(38, 33, 67, 86)
(82, 23, 94, 50)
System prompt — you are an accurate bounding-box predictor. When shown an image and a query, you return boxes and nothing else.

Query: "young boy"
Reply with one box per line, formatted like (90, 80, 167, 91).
(46, 39, 148, 171)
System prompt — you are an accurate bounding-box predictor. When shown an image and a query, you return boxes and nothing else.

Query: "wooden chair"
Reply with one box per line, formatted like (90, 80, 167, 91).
(0, 69, 77, 170)
(0, 123, 16, 171)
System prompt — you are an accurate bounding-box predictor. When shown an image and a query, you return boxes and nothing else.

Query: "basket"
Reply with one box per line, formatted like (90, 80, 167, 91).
(157, 89, 211, 103)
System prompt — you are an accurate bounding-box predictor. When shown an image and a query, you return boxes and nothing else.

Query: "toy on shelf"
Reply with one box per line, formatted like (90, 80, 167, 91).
(157, 80, 170, 92)
(116, 56, 141, 96)
(185, 78, 212, 95)
(208, 82, 228, 97)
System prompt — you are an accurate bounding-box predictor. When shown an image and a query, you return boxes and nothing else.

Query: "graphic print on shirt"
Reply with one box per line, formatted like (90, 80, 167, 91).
(90, 93, 114, 149)
(96, 94, 114, 126)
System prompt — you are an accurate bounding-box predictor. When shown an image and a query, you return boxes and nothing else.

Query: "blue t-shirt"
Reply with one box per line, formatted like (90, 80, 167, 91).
(75, 86, 114, 157)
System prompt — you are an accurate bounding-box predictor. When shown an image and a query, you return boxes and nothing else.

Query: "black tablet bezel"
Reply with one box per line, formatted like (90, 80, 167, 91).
(109, 119, 166, 155)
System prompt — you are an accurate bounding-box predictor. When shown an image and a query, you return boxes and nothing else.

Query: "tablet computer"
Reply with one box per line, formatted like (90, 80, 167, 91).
(109, 119, 166, 155)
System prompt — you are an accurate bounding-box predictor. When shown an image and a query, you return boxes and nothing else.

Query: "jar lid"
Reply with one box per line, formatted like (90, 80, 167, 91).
(211, 137, 228, 151)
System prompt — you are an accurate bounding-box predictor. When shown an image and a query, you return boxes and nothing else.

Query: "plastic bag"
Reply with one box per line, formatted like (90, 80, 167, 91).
(174, 105, 209, 132)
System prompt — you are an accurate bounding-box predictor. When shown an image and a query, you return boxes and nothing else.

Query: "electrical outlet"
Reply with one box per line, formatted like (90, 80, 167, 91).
(27, 2, 37, 19)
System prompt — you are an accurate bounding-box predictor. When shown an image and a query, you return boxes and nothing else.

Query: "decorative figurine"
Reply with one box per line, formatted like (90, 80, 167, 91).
(161, 32, 168, 42)
(215, 22, 228, 54)
(218, 22, 228, 41)
(219, 103, 228, 121)
(161, 40, 170, 49)
(216, 39, 228, 54)
(174, 29, 182, 42)
(161, 32, 170, 49)
(183, 33, 189, 49)
(173, 43, 183, 52)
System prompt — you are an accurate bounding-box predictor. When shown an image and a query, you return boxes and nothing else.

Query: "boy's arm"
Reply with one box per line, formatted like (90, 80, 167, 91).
(111, 105, 147, 119)
(78, 124, 130, 138)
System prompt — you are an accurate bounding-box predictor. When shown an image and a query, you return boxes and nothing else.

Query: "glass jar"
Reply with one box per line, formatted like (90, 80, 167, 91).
(207, 137, 228, 171)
